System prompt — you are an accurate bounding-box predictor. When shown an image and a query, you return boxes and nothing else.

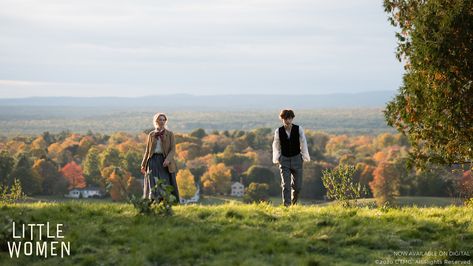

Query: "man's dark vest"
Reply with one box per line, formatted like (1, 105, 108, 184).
(279, 124, 300, 157)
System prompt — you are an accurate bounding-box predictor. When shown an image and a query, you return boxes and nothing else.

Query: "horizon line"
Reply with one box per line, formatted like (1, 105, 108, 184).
(0, 90, 397, 100)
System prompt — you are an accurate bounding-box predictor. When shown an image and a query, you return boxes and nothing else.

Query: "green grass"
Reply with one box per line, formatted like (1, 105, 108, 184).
(175, 195, 461, 208)
(1, 201, 472, 265)
(318, 197, 463, 208)
(28, 195, 462, 208)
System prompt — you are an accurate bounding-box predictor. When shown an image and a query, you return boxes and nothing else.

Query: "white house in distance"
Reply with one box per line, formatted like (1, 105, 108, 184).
(65, 187, 102, 199)
(231, 182, 244, 197)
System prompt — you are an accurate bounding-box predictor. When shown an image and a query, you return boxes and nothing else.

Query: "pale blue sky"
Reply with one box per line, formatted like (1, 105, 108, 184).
(0, 0, 403, 98)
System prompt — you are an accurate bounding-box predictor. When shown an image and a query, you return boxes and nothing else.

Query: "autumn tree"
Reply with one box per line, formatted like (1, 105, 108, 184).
(186, 155, 212, 187)
(61, 161, 86, 189)
(374, 133, 396, 150)
(57, 149, 75, 167)
(176, 169, 197, 199)
(77, 136, 94, 159)
(245, 128, 272, 150)
(107, 167, 141, 201)
(216, 145, 255, 177)
(108, 132, 130, 145)
(122, 151, 142, 178)
(47, 142, 62, 161)
(10, 153, 42, 195)
(176, 142, 201, 161)
(384, 0, 473, 167)
(325, 135, 352, 159)
(108, 167, 129, 201)
(369, 161, 400, 206)
(41, 131, 55, 146)
(201, 163, 232, 195)
(202, 134, 231, 153)
(306, 131, 330, 161)
(354, 162, 375, 196)
(0, 150, 15, 186)
(30, 147, 47, 159)
(33, 158, 68, 195)
(190, 128, 207, 139)
(100, 147, 122, 169)
(83, 147, 102, 187)
(31, 136, 48, 151)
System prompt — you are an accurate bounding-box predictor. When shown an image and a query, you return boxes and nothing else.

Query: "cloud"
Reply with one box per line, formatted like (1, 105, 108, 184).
(0, 0, 403, 97)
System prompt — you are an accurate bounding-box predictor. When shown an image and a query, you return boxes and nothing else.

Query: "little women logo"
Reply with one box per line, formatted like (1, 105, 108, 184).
(7, 222, 71, 258)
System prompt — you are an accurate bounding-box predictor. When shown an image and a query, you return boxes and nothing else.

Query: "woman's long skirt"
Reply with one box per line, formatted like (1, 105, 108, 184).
(143, 153, 180, 203)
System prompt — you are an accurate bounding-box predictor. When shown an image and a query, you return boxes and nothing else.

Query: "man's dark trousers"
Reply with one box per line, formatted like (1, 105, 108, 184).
(278, 154, 303, 206)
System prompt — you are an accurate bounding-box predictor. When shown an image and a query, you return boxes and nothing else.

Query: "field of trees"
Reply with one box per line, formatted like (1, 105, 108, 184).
(1, 128, 471, 205)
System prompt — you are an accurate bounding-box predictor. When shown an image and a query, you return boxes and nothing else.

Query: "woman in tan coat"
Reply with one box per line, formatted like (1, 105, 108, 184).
(141, 113, 179, 203)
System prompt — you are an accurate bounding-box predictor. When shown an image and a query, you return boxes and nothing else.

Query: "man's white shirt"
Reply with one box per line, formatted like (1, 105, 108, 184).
(272, 126, 310, 164)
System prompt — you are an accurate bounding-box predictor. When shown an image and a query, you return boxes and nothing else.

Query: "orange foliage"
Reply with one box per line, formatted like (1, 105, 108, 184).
(325, 135, 350, 156)
(108, 170, 128, 201)
(373, 151, 387, 162)
(201, 163, 232, 195)
(116, 139, 141, 153)
(108, 168, 140, 201)
(176, 169, 197, 199)
(31, 137, 47, 150)
(187, 154, 214, 169)
(352, 135, 372, 146)
(61, 161, 86, 189)
(6, 140, 25, 155)
(202, 134, 231, 152)
(358, 163, 375, 186)
(176, 142, 201, 161)
(47, 143, 62, 158)
(369, 161, 400, 205)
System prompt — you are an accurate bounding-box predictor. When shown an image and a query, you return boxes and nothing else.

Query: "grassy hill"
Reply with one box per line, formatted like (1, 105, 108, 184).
(1, 202, 472, 265)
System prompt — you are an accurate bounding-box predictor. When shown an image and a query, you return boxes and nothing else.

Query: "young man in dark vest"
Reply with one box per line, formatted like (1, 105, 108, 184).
(272, 109, 310, 206)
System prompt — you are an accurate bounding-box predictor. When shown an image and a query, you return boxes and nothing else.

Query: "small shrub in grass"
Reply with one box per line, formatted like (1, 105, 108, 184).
(322, 164, 366, 207)
(129, 178, 177, 216)
(0, 179, 26, 204)
(243, 183, 270, 203)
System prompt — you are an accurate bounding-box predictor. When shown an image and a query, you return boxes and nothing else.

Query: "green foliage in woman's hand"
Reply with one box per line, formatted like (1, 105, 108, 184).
(129, 178, 177, 216)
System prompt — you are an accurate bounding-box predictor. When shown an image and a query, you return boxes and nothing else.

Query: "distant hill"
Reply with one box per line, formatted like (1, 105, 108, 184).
(0, 91, 397, 135)
(0, 91, 396, 109)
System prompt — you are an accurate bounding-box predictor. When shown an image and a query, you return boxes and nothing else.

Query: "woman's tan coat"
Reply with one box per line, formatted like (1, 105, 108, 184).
(141, 130, 177, 173)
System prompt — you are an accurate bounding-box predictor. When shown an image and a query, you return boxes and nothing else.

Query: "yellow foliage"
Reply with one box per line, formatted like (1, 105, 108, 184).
(31, 137, 47, 150)
(176, 169, 197, 199)
(201, 163, 232, 195)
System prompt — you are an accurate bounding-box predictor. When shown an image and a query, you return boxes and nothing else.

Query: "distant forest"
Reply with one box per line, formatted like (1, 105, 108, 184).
(0, 107, 394, 136)
(1, 129, 471, 202)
